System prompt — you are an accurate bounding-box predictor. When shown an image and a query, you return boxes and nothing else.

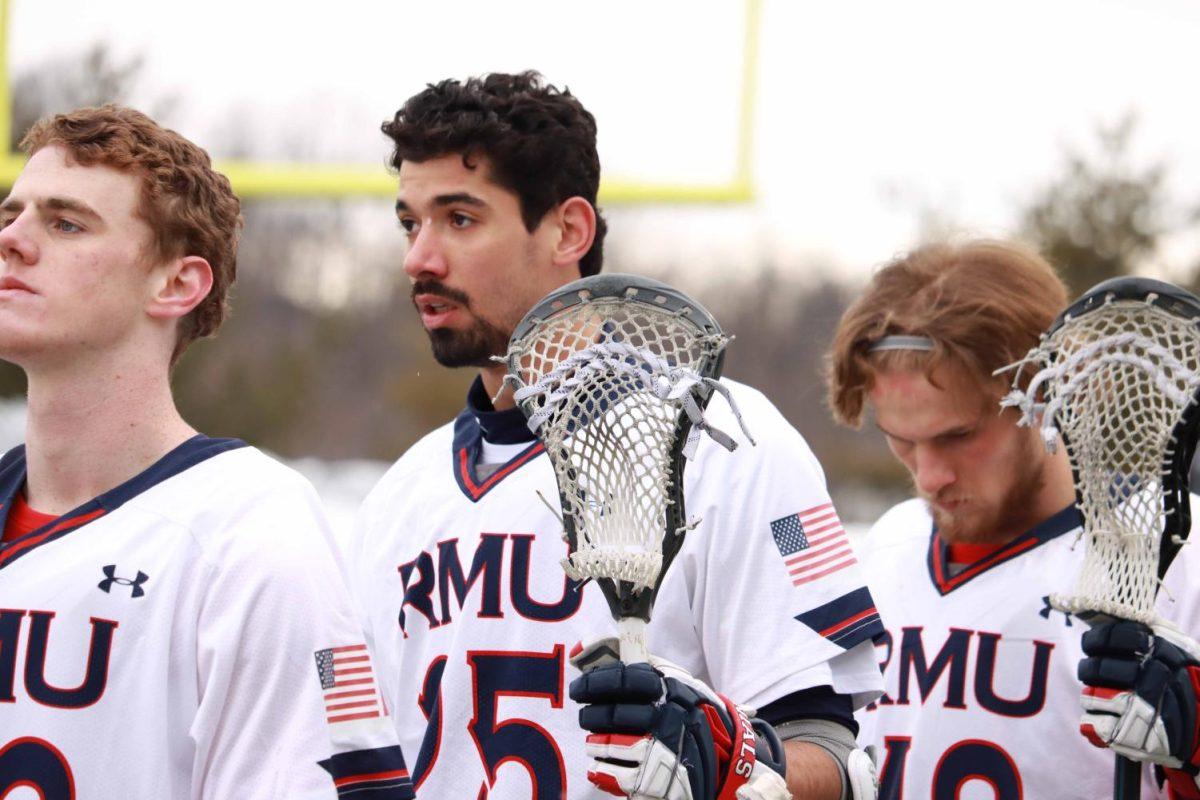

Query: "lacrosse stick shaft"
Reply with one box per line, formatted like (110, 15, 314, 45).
(618, 616, 649, 664)
(1114, 755, 1140, 800)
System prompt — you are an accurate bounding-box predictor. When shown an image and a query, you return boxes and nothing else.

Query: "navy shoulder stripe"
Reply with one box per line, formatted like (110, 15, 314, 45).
(794, 587, 884, 649)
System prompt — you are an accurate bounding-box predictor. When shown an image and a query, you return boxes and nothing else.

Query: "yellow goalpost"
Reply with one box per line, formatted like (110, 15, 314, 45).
(0, 0, 759, 203)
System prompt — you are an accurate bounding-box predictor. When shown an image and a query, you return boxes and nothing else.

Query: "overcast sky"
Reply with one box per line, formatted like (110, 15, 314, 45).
(11, 0, 1200, 281)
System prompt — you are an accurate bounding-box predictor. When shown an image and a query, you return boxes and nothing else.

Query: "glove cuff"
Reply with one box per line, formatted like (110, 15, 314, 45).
(1163, 767, 1200, 800)
(715, 695, 757, 800)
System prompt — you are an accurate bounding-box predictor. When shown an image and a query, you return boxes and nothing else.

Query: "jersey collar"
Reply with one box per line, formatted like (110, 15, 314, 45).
(0, 435, 247, 570)
(926, 503, 1081, 595)
(451, 376, 544, 502)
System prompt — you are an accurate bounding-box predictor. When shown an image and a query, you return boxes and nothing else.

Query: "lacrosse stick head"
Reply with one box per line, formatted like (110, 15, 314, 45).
(504, 273, 730, 623)
(1002, 277, 1200, 625)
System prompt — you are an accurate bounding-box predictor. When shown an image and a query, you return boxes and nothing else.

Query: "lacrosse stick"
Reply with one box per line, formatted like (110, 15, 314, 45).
(1000, 277, 1200, 800)
(502, 273, 752, 664)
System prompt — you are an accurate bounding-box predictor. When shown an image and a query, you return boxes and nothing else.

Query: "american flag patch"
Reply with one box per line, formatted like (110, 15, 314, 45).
(770, 503, 857, 587)
(315, 644, 382, 724)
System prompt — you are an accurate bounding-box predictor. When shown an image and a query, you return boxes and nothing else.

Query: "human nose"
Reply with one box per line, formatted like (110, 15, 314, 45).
(0, 212, 39, 267)
(403, 224, 448, 281)
(912, 445, 955, 496)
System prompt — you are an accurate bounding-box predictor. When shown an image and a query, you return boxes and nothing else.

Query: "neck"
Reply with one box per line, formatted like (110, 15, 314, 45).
(21, 349, 195, 514)
(479, 364, 515, 411)
(1031, 443, 1078, 525)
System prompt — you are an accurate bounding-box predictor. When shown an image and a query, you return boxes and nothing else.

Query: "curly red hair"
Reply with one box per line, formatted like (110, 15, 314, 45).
(21, 105, 242, 363)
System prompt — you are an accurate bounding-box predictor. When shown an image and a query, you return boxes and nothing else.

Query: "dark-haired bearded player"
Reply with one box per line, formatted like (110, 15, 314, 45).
(346, 71, 886, 800)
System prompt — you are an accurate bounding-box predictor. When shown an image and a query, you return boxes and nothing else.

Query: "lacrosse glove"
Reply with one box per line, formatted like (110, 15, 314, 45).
(1079, 619, 1200, 799)
(568, 638, 791, 800)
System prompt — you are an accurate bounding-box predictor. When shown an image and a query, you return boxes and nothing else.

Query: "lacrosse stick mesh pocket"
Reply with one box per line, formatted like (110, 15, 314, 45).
(1004, 298, 1200, 624)
(506, 293, 729, 592)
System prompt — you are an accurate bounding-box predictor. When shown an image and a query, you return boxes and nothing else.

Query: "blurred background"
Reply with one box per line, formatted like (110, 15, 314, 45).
(2, 0, 1199, 530)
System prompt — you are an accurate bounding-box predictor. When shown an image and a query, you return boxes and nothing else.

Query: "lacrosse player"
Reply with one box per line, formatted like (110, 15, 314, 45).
(826, 240, 1200, 798)
(0, 106, 411, 799)
(349, 71, 884, 799)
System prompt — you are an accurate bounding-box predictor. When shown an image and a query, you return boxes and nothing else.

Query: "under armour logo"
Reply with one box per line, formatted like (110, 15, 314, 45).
(1039, 595, 1072, 626)
(98, 565, 149, 598)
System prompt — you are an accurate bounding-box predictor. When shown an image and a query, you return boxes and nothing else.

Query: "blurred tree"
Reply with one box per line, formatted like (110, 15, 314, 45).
(1019, 114, 1168, 296)
(8, 43, 164, 149)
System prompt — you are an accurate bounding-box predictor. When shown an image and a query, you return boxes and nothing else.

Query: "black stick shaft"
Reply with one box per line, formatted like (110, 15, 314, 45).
(1114, 755, 1140, 799)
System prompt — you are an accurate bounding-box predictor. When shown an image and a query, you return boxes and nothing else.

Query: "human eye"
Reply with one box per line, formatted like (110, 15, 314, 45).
(397, 216, 419, 237)
(449, 211, 475, 229)
(53, 218, 83, 233)
(883, 434, 912, 456)
(938, 427, 973, 445)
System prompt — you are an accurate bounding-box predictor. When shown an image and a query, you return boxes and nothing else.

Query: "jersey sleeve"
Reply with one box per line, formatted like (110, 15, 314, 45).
(655, 382, 884, 711)
(189, 477, 413, 800)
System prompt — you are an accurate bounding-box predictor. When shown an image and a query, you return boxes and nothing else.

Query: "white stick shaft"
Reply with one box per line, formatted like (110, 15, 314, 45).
(618, 616, 649, 664)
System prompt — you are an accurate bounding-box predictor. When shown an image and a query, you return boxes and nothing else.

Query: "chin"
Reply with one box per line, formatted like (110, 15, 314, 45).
(929, 503, 991, 544)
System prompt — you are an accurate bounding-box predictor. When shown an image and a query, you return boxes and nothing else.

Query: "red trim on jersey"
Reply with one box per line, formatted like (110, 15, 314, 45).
(332, 768, 411, 787)
(946, 541, 1005, 564)
(2, 493, 58, 543)
(819, 607, 879, 638)
(931, 536, 1038, 593)
(0, 509, 105, 566)
(458, 442, 545, 501)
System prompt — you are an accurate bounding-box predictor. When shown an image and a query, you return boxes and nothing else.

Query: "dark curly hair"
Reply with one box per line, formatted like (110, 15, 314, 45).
(22, 104, 242, 364)
(382, 71, 606, 277)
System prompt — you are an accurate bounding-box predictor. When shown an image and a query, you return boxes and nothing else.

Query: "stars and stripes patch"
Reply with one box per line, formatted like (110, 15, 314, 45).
(315, 644, 383, 725)
(770, 503, 857, 587)
(793, 587, 885, 649)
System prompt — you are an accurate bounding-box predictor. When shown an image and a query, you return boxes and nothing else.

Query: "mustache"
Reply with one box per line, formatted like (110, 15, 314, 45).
(411, 280, 470, 308)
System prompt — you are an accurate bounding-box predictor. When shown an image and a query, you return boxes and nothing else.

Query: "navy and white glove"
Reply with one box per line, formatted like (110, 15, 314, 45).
(568, 637, 792, 800)
(1079, 619, 1200, 799)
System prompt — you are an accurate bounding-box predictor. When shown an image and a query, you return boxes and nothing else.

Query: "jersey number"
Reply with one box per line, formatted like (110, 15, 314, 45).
(880, 736, 1021, 799)
(413, 646, 566, 798)
(0, 737, 75, 799)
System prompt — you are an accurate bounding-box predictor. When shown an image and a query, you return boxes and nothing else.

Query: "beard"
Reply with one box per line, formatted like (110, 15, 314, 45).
(924, 432, 1049, 544)
(427, 319, 512, 367)
(412, 279, 512, 368)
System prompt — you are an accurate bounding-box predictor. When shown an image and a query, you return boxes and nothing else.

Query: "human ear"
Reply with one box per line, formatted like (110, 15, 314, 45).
(146, 256, 214, 321)
(551, 196, 597, 268)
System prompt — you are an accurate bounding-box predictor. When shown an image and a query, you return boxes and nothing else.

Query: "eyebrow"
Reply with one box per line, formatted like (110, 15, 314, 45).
(395, 193, 488, 213)
(874, 420, 974, 442)
(0, 196, 103, 223)
(874, 421, 905, 441)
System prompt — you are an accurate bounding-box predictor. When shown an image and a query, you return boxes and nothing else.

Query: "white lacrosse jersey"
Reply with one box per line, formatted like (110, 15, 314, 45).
(351, 377, 885, 799)
(857, 497, 1200, 800)
(0, 437, 412, 800)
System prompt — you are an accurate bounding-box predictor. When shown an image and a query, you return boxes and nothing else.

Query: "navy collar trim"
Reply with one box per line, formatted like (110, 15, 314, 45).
(452, 378, 543, 502)
(926, 503, 1081, 595)
(0, 435, 247, 570)
(466, 376, 537, 445)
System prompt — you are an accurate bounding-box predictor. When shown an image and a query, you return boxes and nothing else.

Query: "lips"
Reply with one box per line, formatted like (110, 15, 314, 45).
(413, 293, 460, 329)
(0, 276, 34, 294)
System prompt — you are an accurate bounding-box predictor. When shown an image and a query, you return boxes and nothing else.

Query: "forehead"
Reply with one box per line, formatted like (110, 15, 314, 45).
(9, 145, 142, 218)
(869, 364, 993, 433)
(396, 153, 513, 205)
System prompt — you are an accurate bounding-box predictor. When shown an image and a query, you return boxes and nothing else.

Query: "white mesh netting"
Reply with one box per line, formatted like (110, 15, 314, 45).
(505, 294, 748, 591)
(1002, 299, 1200, 625)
